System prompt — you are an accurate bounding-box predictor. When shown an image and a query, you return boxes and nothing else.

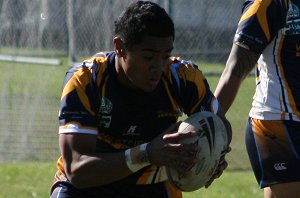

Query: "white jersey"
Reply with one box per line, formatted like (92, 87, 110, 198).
(234, 0, 300, 121)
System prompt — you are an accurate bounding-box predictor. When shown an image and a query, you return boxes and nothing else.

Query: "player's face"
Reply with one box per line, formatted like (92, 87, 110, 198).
(119, 36, 173, 92)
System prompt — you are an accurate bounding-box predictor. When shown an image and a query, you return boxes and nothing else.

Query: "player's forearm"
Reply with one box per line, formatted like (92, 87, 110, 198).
(215, 44, 258, 114)
(66, 144, 151, 188)
(214, 74, 243, 114)
(65, 151, 131, 188)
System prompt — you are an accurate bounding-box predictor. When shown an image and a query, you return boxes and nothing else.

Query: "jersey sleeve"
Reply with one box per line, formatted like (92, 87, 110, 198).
(58, 64, 99, 135)
(234, 0, 288, 53)
(168, 59, 218, 116)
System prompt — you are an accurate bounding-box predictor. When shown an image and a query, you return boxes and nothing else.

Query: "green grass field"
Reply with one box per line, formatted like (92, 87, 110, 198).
(0, 162, 262, 198)
(0, 58, 259, 197)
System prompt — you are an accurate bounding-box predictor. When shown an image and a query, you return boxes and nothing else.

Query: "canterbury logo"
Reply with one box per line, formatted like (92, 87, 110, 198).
(273, 163, 287, 171)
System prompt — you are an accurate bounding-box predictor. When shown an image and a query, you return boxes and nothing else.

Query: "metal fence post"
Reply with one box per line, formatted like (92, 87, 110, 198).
(67, 0, 76, 66)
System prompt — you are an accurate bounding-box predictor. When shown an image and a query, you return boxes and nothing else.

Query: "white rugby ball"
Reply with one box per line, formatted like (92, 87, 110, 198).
(166, 111, 228, 192)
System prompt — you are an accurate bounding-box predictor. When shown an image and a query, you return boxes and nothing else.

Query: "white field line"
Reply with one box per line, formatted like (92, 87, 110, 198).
(0, 54, 61, 65)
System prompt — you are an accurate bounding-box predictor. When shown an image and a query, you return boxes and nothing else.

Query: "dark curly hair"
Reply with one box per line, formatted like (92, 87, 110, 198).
(114, 1, 175, 50)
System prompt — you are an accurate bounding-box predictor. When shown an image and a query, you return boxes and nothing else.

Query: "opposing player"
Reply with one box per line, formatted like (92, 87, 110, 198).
(50, 1, 232, 197)
(214, 0, 300, 198)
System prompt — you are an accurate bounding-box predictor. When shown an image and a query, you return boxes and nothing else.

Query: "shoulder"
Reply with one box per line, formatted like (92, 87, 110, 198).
(166, 57, 205, 82)
(235, 0, 289, 53)
(82, 51, 113, 73)
(168, 57, 198, 70)
(71, 52, 114, 76)
(63, 51, 114, 87)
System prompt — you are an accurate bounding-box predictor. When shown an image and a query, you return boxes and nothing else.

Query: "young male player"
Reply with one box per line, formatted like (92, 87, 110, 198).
(215, 0, 300, 197)
(51, 1, 232, 197)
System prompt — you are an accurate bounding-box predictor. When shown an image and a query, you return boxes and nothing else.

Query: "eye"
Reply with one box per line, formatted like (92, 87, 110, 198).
(143, 56, 154, 60)
(165, 54, 171, 59)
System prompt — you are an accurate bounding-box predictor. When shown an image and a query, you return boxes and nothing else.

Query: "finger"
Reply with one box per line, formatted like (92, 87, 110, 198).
(163, 130, 198, 143)
(163, 122, 182, 135)
(205, 179, 214, 188)
(218, 160, 228, 171)
(205, 160, 229, 188)
(212, 169, 223, 179)
(162, 139, 201, 155)
(165, 149, 200, 169)
(227, 146, 232, 153)
(171, 158, 198, 174)
(210, 161, 228, 181)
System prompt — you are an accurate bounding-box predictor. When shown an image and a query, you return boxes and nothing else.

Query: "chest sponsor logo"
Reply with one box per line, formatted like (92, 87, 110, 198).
(122, 125, 140, 136)
(98, 97, 113, 128)
(284, 3, 300, 35)
(99, 97, 113, 114)
(99, 115, 112, 128)
(157, 109, 181, 118)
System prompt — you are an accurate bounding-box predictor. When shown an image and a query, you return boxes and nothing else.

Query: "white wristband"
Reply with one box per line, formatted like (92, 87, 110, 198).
(125, 143, 151, 172)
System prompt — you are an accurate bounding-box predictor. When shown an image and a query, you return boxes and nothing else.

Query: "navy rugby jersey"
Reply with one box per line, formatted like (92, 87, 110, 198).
(53, 51, 216, 197)
(234, 0, 300, 121)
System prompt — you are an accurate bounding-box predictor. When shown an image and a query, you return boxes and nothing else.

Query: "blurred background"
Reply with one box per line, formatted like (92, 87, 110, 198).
(0, 0, 252, 170)
(0, 0, 241, 64)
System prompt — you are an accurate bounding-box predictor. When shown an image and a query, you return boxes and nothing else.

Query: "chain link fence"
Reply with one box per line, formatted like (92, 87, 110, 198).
(0, 0, 247, 163)
(0, 0, 243, 63)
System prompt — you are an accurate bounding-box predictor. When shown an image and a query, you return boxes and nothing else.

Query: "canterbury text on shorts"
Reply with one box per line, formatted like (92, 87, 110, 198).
(245, 118, 300, 188)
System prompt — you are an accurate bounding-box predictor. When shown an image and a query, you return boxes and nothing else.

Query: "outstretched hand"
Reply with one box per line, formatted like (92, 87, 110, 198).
(147, 122, 200, 173)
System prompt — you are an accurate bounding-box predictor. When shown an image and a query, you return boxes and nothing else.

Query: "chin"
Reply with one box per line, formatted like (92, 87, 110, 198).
(141, 85, 157, 92)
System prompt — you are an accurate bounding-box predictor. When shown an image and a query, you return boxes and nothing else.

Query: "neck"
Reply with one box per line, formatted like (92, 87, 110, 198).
(114, 56, 135, 89)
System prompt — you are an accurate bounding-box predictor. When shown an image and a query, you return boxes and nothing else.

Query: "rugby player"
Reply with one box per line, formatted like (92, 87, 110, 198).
(215, 0, 300, 197)
(50, 1, 231, 197)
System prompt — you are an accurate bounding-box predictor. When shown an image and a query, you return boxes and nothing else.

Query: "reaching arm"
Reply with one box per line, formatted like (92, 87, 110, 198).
(59, 124, 200, 189)
(216, 107, 232, 147)
(59, 133, 131, 188)
(214, 44, 260, 114)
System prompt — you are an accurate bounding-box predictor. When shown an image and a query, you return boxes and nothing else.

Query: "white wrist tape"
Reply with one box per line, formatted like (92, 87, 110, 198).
(125, 143, 151, 172)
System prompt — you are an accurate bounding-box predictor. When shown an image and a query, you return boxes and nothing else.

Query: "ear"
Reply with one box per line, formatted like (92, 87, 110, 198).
(113, 37, 125, 57)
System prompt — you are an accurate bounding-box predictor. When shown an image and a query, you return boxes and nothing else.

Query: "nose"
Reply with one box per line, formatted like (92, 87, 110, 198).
(151, 57, 165, 72)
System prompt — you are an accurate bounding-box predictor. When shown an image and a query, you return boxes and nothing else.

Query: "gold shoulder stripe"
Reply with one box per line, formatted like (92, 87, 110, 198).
(61, 68, 95, 116)
(239, 0, 272, 41)
(92, 56, 108, 88)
